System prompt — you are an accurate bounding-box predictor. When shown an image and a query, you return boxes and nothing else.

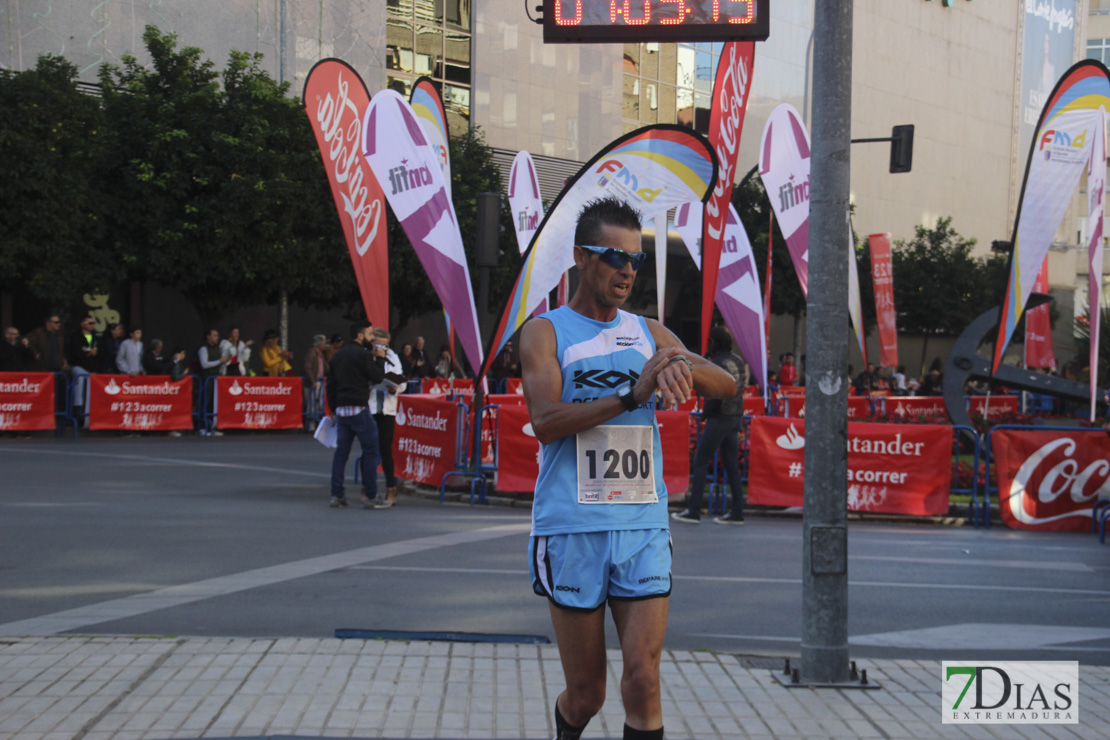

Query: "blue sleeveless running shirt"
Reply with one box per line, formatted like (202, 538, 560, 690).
(530, 306, 668, 536)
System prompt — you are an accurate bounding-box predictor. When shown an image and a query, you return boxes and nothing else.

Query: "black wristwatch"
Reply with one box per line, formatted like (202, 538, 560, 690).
(616, 383, 639, 412)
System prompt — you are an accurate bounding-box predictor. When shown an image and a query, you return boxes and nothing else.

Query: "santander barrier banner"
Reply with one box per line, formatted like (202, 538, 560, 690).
(778, 395, 871, 419)
(992, 428, 1110, 532)
(748, 417, 951, 515)
(215, 377, 302, 430)
(89, 375, 192, 431)
(0, 372, 55, 431)
(495, 407, 690, 495)
(393, 395, 459, 487)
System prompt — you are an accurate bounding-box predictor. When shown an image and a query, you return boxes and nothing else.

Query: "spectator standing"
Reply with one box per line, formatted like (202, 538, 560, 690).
(303, 334, 329, 427)
(303, 334, 329, 382)
(197, 329, 228, 436)
(410, 336, 431, 378)
(779, 352, 797, 386)
(219, 327, 253, 376)
(97, 323, 124, 374)
(324, 334, 344, 364)
(369, 328, 406, 509)
(672, 326, 749, 525)
(0, 326, 35, 371)
(260, 329, 293, 377)
(399, 342, 414, 377)
(433, 344, 463, 379)
(490, 338, 521, 381)
(26, 314, 68, 372)
(143, 339, 170, 375)
(892, 365, 908, 396)
(115, 327, 145, 377)
(325, 321, 385, 508)
(67, 317, 99, 417)
(919, 368, 943, 396)
(168, 347, 189, 382)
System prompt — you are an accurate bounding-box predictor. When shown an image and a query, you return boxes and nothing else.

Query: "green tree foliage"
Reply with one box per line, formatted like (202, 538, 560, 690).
(97, 26, 353, 327)
(0, 56, 113, 305)
(890, 216, 1005, 336)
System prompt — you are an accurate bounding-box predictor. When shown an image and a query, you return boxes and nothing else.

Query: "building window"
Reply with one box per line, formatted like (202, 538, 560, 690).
(1087, 38, 1110, 65)
(625, 41, 717, 135)
(386, 0, 471, 135)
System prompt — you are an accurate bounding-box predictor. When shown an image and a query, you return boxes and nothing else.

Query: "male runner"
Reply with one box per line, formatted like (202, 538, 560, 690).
(520, 197, 736, 740)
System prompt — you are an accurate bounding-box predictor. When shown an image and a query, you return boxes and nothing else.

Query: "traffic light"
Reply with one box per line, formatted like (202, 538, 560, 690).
(889, 125, 914, 174)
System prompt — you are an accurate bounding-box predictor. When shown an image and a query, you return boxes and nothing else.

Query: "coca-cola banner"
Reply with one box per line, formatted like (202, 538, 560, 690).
(495, 408, 691, 495)
(869, 233, 899, 368)
(992, 428, 1110, 532)
(89, 375, 192, 431)
(748, 417, 951, 515)
(0, 372, 55, 431)
(1025, 258, 1055, 370)
(215, 377, 302, 430)
(393, 395, 460, 486)
(302, 60, 389, 329)
(702, 41, 756, 352)
(778, 395, 872, 420)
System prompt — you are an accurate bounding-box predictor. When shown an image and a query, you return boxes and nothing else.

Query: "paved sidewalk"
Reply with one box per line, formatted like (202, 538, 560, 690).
(1, 637, 1107, 740)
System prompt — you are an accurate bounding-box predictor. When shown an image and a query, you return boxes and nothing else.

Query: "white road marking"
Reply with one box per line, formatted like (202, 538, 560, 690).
(0, 523, 530, 636)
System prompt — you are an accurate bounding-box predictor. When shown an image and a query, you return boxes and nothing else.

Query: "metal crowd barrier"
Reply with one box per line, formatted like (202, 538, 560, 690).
(439, 399, 486, 504)
(949, 425, 983, 528)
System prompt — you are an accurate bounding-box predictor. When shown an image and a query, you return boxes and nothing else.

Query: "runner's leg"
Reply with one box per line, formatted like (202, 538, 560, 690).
(610, 596, 668, 731)
(548, 602, 607, 729)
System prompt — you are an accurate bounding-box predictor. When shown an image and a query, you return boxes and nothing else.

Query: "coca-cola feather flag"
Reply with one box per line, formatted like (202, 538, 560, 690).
(362, 89, 484, 376)
(701, 42, 755, 353)
(302, 59, 388, 329)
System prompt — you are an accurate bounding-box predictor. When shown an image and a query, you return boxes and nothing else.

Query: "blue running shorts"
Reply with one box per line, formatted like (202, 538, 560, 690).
(530, 529, 672, 611)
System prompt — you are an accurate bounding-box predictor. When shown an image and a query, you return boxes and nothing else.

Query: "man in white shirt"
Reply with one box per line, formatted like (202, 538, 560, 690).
(115, 327, 145, 377)
(368, 327, 406, 509)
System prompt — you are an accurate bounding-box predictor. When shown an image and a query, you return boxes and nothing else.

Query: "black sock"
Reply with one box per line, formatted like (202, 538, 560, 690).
(623, 724, 664, 740)
(554, 699, 588, 739)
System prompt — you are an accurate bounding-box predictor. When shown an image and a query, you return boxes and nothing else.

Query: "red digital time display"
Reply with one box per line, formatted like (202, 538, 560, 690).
(543, 0, 770, 43)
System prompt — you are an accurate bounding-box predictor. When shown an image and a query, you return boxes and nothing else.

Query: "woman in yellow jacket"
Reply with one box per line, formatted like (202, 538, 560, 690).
(260, 328, 293, 376)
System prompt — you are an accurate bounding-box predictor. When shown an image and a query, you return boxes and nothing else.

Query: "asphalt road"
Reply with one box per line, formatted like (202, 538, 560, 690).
(1, 435, 1109, 666)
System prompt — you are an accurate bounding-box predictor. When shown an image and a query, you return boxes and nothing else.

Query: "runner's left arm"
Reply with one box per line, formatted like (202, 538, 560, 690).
(645, 320, 737, 407)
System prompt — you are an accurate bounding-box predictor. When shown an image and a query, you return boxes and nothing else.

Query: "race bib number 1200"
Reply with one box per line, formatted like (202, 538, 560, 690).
(576, 425, 657, 504)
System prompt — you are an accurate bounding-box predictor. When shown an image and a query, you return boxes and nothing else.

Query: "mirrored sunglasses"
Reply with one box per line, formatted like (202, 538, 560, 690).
(580, 244, 646, 271)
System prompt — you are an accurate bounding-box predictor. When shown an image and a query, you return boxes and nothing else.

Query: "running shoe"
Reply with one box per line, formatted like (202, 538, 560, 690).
(670, 510, 701, 524)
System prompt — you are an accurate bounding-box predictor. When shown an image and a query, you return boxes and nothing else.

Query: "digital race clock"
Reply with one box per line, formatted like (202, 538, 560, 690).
(542, 0, 770, 44)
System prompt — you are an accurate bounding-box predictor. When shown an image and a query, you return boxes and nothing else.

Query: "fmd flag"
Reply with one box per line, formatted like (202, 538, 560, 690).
(481, 125, 718, 380)
(994, 60, 1110, 373)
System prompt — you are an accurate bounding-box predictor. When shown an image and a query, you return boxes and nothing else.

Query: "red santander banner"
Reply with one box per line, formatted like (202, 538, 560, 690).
(393, 395, 460, 486)
(992, 428, 1110, 532)
(701, 41, 755, 353)
(216, 377, 302, 430)
(868, 233, 899, 368)
(89, 375, 192, 431)
(303, 59, 389, 329)
(0, 372, 55, 431)
(748, 417, 951, 515)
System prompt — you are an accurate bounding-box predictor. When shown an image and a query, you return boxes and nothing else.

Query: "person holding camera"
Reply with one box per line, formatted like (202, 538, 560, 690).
(0, 326, 35, 371)
(368, 328, 406, 509)
(325, 321, 386, 509)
